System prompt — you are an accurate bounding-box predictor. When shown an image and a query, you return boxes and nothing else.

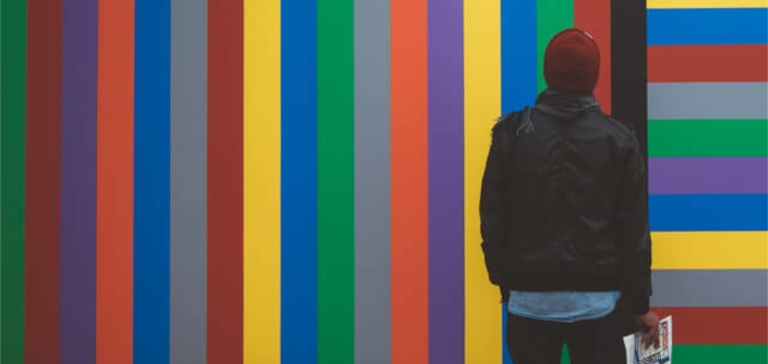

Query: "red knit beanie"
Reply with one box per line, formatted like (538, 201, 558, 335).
(544, 28, 600, 95)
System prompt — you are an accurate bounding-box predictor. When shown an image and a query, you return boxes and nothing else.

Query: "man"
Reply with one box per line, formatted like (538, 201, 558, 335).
(480, 28, 658, 364)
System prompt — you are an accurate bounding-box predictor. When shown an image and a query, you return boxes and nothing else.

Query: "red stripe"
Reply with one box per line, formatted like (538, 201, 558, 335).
(648, 45, 768, 82)
(653, 307, 767, 344)
(25, 0, 62, 362)
(575, 0, 611, 114)
(207, 0, 244, 362)
(390, 0, 429, 362)
(96, 0, 134, 362)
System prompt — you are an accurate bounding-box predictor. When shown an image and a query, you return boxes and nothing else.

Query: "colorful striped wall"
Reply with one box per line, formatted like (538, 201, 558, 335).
(0, 0, 765, 363)
(645, 1, 768, 364)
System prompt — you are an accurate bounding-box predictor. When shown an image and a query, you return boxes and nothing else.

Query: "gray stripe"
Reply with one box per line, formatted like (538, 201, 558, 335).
(651, 270, 768, 307)
(169, 1, 207, 363)
(354, 0, 391, 362)
(648, 82, 768, 120)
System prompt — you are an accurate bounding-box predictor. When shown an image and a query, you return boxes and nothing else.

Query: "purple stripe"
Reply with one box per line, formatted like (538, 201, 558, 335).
(428, 0, 464, 363)
(61, 0, 98, 363)
(649, 157, 768, 194)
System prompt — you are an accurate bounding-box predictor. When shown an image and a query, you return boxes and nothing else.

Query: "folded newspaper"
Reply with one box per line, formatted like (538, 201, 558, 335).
(623, 316, 672, 364)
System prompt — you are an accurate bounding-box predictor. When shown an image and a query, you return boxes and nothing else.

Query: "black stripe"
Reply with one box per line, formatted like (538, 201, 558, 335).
(611, 0, 648, 157)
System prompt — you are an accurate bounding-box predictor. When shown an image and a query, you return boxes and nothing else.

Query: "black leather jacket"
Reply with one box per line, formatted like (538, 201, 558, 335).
(480, 93, 652, 315)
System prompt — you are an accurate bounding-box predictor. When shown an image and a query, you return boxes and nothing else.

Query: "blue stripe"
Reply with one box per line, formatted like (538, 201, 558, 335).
(502, 1, 536, 363)
(647, 8, 768, 45)
(502, 307, 512, 364)
(281, 0, 318, 362)
(650, 194, 768, 231)
(134, 0, 171, 362)
(502, 0, 537, 113)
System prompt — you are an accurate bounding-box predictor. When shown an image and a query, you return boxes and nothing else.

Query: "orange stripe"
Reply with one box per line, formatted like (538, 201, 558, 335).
(96, 0, 134, 362)
(575, 0, 612, 114)
(391, 0, 429, 362)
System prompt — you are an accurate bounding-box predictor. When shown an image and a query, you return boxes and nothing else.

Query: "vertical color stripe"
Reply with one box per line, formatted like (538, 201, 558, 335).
(61, 0, 98, 362)
(464, 0, 501, 363)
(574, 0, 611, 113)
(134, 0, 171, 362)
(500, 0, 537, 359)
(0, 0, 26, 362)
(25, 0, 61, 362)
(207, 0, 244, 362)
(536, 0, 574, 92)
(390, 0, 429, 361)
(501, 0, 537, 113)
(244, 0, 281, 362)
(354, 0, 391, 362)
(428, 0, 465, 362)
(281, 0, 318, 361)
(317, 0, 355, 362)
(611, 0, 647, 152)
(170, 0, 206, 362)
(97, 0, 134, 362)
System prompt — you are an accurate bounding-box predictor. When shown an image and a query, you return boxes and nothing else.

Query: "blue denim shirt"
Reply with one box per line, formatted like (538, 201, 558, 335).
(508, 291, 621, 323)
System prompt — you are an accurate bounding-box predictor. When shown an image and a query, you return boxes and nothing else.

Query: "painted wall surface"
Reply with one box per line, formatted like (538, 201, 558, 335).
(0, 0, 766, 363)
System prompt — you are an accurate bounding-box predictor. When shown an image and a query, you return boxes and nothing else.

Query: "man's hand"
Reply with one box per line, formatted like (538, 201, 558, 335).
(635, 311, 660, 348)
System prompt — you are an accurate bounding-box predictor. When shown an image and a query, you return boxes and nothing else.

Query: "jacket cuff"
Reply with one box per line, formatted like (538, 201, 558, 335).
(629, 295, 650, 315)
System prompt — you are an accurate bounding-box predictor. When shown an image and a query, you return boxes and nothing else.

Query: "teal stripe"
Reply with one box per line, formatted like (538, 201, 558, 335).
(317, 0, 355, 362)
(536, 0, 573, 92)
(0, 0, 27, 362)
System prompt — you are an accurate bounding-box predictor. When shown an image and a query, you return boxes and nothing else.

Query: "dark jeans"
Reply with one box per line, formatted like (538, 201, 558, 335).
(506, 300, 634, 364)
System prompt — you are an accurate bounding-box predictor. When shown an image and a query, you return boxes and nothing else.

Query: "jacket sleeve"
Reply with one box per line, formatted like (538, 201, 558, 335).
(615, 131, 653, 315)
(480, 124, 511, 288)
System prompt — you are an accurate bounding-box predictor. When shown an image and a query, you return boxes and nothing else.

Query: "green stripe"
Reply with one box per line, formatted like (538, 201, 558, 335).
(317, 0, 354, 362)
(674, 345, 768, 364)
(649, 119, 768, 157)
(536, 0, 574, 92)
(562, 345, 767, 364)
(1, 0, 27, 362)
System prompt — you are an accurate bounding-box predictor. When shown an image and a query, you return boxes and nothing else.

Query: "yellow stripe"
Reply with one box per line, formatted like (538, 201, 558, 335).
(464, 0, 502, 363)
(652, 232, 768, 270)
(647, 0, 767, 8)
(243, 0, 281, 362)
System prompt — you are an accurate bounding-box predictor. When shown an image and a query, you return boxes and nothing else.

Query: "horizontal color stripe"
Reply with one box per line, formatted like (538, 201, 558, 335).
(647, 8, 768, 45)
(650, 194, 767, 231)
(651, 231, 768, 269)
(648, 45, 768, 82)
(673, 345, 768, 363)
(653, 307, 767, 344)
(648, 82, 768, 119)
(649, 157, 768, 194)
(651, 270, 768, 307)
(648, 0, 768, 8)
(648, 119, 768, 157)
